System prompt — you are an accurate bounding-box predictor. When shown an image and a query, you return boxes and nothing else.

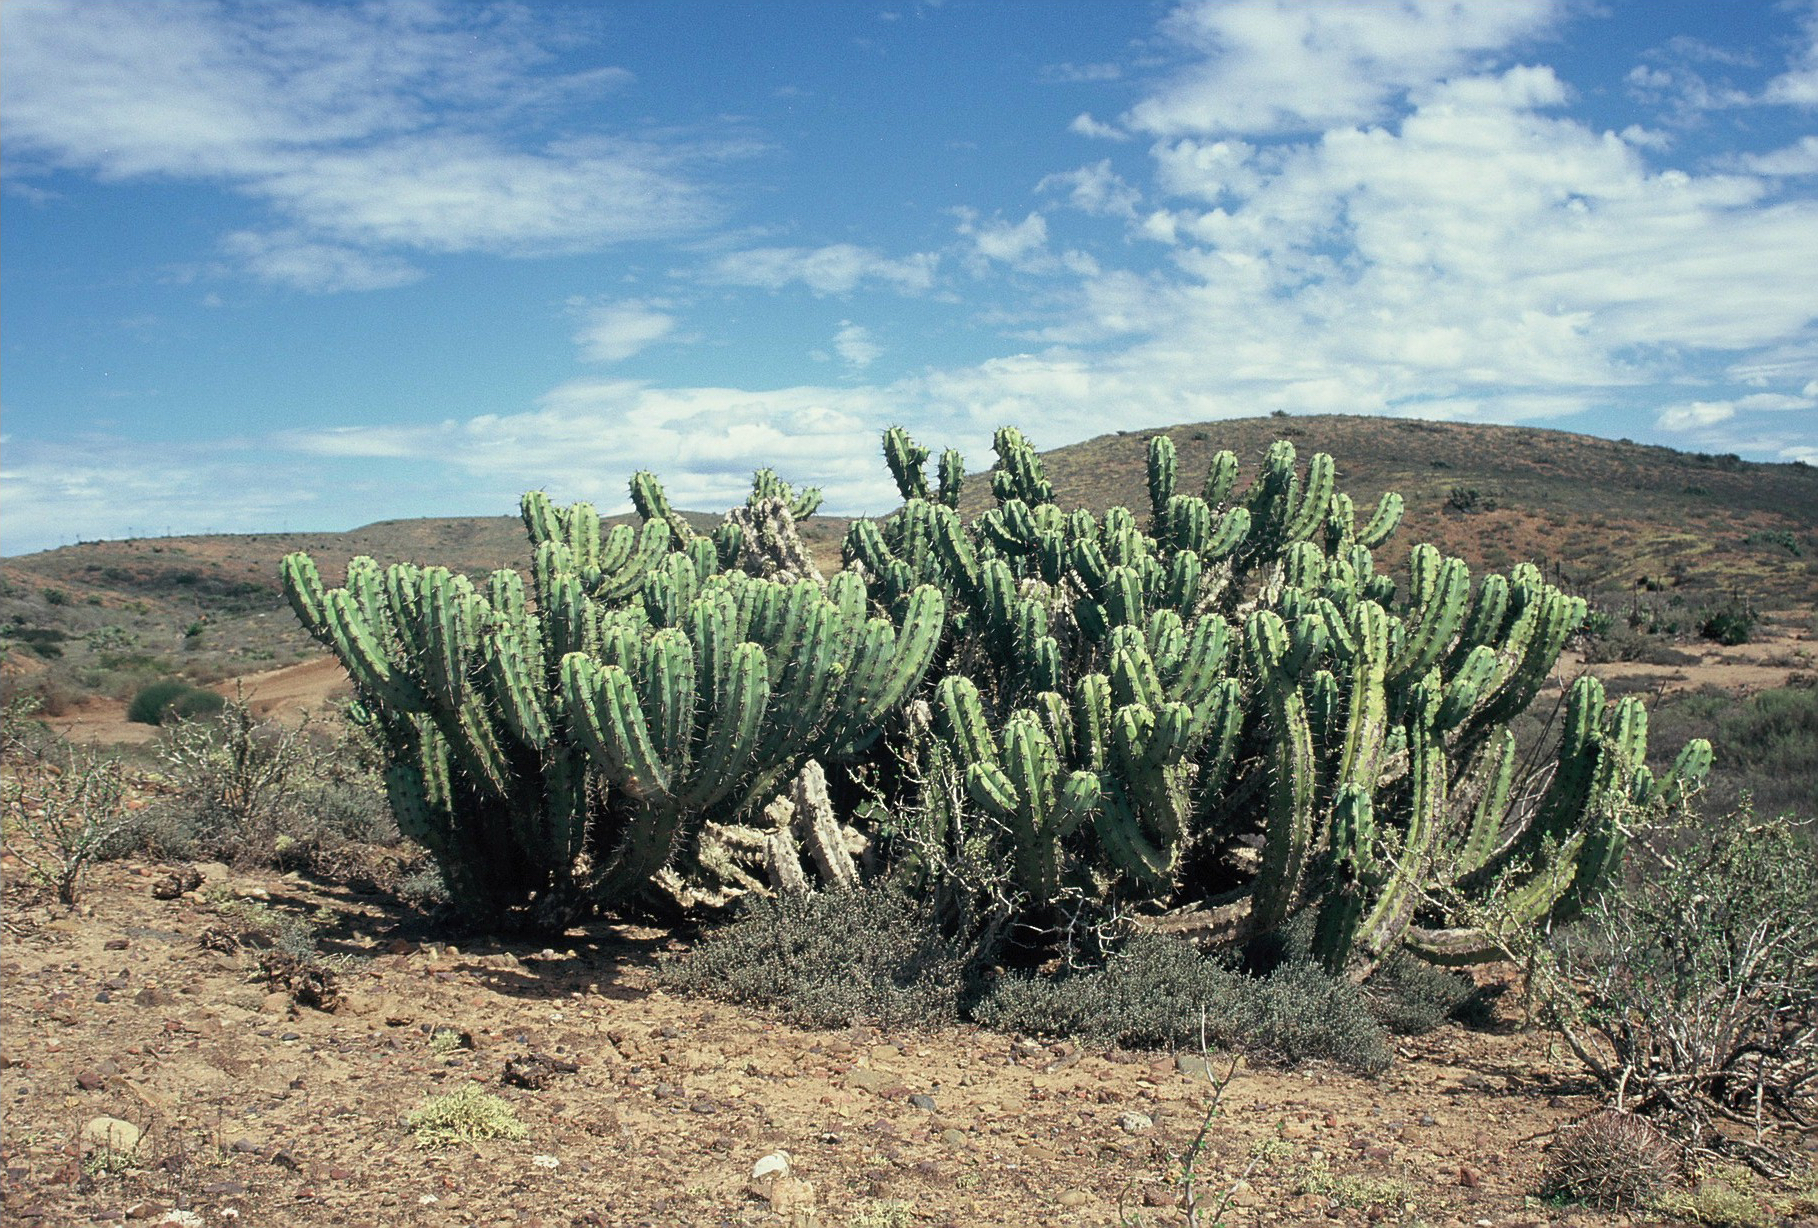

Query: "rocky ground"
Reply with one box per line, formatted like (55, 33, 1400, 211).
(10, 857, 1797, 1228)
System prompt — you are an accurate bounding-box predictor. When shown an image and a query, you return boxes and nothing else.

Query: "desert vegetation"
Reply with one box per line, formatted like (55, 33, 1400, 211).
(3, 420, 1813, 1225)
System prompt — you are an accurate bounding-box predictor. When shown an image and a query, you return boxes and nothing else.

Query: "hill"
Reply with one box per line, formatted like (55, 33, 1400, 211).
(4, 415, 1814, 718)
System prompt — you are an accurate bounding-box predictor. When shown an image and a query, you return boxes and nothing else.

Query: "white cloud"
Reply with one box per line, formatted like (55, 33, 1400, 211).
(1037, 160, 1141, 218)
(704, 244, 938, 295)
(1762, 5, 1818, 106)
(1125, 0, 1564, 136)
(962, 211, 1050, 266)
(1069, 112, 1129, 140)
(1041, 62, 1122, 84)
(573, 301, 678, 364)
(833, 322, 882, 369)
(0, 0, 712, 287)
(1656, 400, 1739, 431)
(1740, 136, 1818, 176)
(220, 230, 422, 293)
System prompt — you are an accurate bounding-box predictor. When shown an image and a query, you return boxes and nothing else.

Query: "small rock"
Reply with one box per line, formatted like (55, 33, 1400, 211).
(1175, 1053, 1217, 1080)
(1418, 1113, 1437, 1127)
(228, 1138, 261, 1154)
(1119, 1111, 1154, 1134)
(150, 867, 203, 899)
(502, 1052, 577, 1090)
(82, 1117, 142, 1156)
(908, 1094, 936, 1111)
(765, 1177, 816, 1215)
(1057, 1190, 1089, 1209)
(261, 992, 292, 1015)
(1142, 1186, 1177, 1207)
(844, 1068, 894, 1095)
(751, 1151, 792, 1182)
(270, 1149, 300, 1170)
(104, 939, 130, 951)
(75, 1069, 104, 1091)
(1458, 1164, 1482, 1188)
(939, 1129, 969, 1149)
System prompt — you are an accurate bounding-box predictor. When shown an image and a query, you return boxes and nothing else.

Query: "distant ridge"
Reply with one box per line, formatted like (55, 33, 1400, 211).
(4, 416, 1814, 704)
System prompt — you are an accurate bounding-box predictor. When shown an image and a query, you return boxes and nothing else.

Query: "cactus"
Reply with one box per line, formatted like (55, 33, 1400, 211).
(282, 467, 946, 932)
(287, 421, 1709, 973)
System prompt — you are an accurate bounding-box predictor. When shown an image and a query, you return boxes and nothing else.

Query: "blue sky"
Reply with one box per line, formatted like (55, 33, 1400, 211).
(3, 0, 1815, 556)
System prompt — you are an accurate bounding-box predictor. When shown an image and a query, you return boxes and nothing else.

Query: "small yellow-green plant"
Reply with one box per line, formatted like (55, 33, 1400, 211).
(406, 1083, 528, 1148)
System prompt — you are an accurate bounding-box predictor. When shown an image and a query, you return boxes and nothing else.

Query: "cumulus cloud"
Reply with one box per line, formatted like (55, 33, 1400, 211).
(1125, 0, 1564, 136)
(1037, 160, 1141, 218)
(1069, 112, 1129, 140)
(572, 300, 678, 364)
(961, 211, 1050, 266)
(833, 322, 882, 369)
(704, 244, 938, 295)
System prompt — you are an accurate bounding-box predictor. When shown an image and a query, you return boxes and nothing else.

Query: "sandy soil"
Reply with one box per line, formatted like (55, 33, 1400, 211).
(0, 858, 1684, 1228)
(50, 658, 353, 749)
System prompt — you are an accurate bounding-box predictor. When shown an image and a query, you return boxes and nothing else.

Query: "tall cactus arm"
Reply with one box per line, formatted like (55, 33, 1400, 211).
(884, 425, 932, 501)
(1247, 611, 1318, 934)
(322, 588, 428, 713)
(1386, 553, 1470, 687)
(938, 448, 966, 508)
(1284, 451, 1336, 543)
(1203, 449, 1240, 507)
(562, 654, 673, 799)
(631, 470, 697, 546)
(281, 552, 330, 637)
(678, 640, 769, 809)
(1356, 490, 1403, 550)
(1147, 435, 1177, 529)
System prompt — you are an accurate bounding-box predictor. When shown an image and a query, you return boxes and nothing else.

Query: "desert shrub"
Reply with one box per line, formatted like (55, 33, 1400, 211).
(1363, 952, 1492, 1035)
(406, 1083, 528, 1148)
(1549, 802, 1817, 1172)
(973, 934, 1390, 1074)
(1648, 682, 1817, 821)
(126, 678, 218, 725)
(1698, 601, 1757, 646)
(659, 885, 974, 1029)
(0, 731, 134, 905)
(129, 700, 392, 869)
(1540, 1111, 1677, 1211)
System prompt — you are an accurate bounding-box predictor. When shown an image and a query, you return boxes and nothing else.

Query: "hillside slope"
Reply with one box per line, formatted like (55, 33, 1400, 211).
(4, 416, 1813, 715)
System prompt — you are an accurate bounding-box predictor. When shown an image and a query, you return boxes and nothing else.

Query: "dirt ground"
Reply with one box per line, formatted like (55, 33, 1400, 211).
(0, 855, 1688, 1228)
(9, 610, 1813, 1226)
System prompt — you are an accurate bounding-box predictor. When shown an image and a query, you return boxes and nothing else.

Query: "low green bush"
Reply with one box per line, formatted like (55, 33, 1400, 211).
(126, 678, 216, 725)
(972, 933, 1391, 1074)
(1363, 952, 1494, 1034)
(658, 886, 974, 1029)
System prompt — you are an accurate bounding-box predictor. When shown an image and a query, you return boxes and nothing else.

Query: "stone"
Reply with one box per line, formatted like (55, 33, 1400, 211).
(766, 1177, 816, 1215)
(751, 1151, 792, 1182)
(1057, 1191, 1089, 1209)
(1175, 1053, 1218, 1080)
(939, 1129, 969, 1149)
(82, 1117, 142, 1156)
(909, 1094, 937, 1111)
(1118, 1111, 1154, 1134)
(845, 1068, 895, 1095)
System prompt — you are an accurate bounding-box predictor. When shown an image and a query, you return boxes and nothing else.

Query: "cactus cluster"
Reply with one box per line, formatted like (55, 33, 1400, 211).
(282, 476, 941, 930)
(284, 423, 1708, 971)
(855, 428, 1710, 975)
